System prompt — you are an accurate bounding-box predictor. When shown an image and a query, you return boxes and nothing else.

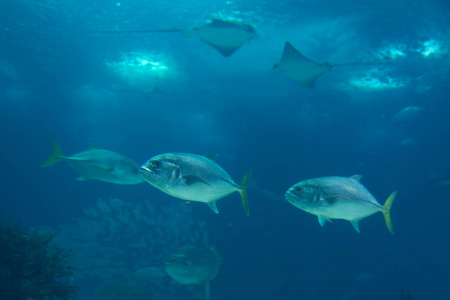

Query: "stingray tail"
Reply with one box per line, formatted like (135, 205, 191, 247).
(382, 191, 397, 234)
(41, 140, 63, 167)
(239, 169, 253, 216)
(90, 29, 183, 34)
(332, 62, 393, 67)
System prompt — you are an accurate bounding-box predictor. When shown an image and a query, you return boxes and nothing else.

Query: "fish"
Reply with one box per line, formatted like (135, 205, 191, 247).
(164, 224, 221, 300)
(392, 106, 422, 122)
(271, 41, 388, 87)
(92, 19, 259, 57)
(285, 175, 397, 233)
(139, 152, 253, 215)
(41, 140, 144, 185)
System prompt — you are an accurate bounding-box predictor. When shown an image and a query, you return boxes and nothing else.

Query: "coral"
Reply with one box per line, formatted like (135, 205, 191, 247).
(0, 219, 78, 300)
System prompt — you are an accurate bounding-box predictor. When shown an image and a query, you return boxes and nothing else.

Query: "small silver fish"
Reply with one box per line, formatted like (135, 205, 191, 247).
(164, 224, 221, 300)
(285, 175, 397, 233)
(139, 152, 252, 215)
(41, 140, 143, 185)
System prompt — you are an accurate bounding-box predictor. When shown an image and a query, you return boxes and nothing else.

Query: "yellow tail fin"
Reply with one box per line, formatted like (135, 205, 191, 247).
(239, 169, 253, 216)
(383, 191, 397, 234)
(41, 140, 63, 167)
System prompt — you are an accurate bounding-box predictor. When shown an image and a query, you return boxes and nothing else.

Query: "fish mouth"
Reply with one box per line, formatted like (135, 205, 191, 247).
(285, 189, 306, 208)
(139, 166, 155, 182)
(284, 190, 297, 202)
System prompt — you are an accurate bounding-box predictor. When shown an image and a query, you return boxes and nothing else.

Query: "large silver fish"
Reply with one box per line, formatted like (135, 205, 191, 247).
(164, 224, 221, 300)
(41, 140, 143, 185)
(285, 175, 397, 234)
(139, 152, 253, 215)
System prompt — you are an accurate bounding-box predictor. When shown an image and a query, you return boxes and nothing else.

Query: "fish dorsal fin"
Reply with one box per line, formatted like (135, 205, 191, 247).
(90, 143, 100, 149)
(197, 224, 208, 247)
(207, 201, 219, 214)
(350, 174, 363, 182)
(203, 153, 219, 161)
(182, 175, 212, 187)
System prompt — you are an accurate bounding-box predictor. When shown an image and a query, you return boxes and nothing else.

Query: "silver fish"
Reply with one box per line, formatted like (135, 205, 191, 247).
(164, 224, 221, 300)
(139, 152, 252, 215)
(41, 140, 143, 185)
(285, 175, 397, 233)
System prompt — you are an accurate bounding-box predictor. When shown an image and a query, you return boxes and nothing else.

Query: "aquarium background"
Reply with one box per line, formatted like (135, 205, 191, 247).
(0, 0, 449, 299)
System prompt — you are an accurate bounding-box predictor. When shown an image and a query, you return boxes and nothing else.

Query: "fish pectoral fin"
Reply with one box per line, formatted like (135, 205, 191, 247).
(350, 219, 362, 233)
(181, 175, 212, 187)
(207, 201, 219, 214)
(202, 281, 211, 300)
(318, 216, 331, 227)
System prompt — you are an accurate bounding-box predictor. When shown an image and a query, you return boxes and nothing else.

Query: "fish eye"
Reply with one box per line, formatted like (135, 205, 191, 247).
(294, 186, 304, 194)
(182, 261, 192, 267)
(151, 160, 161, 170)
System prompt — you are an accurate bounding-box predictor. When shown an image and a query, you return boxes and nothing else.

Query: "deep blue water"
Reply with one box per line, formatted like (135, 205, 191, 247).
(1, 0, 449, 299)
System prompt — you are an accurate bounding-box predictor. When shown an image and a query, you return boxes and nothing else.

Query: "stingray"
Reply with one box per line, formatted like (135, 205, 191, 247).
(94, 19, 258, 57)
(271, 41, 387, 87)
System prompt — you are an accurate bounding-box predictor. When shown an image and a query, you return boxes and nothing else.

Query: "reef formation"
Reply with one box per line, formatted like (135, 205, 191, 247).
(0, 219, 78, 300)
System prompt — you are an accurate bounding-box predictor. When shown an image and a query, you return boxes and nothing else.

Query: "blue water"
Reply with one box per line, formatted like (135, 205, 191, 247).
(1, 0, 449, 299)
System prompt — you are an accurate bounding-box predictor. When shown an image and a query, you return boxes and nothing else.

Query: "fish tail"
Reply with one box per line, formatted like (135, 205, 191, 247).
(41, 139, 63, 167)
(382, 191, 397, 234)
(239, 169, 253, 216)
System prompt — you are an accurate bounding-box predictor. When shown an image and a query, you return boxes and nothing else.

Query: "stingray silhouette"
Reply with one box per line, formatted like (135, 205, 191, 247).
(93, 19, 258, 57)
(271, 41, 389, 87)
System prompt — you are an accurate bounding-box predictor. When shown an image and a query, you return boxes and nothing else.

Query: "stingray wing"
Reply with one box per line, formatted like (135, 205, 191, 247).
(186, 19, 258, 57)
(273, 41, 331, 87)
